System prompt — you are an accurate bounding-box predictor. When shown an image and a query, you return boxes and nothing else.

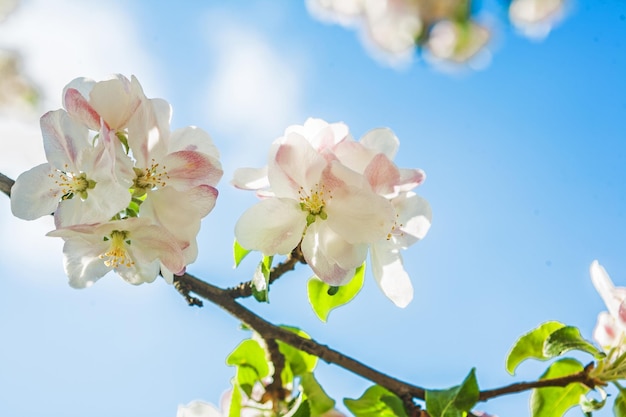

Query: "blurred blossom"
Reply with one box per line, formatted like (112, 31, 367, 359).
(509, 0, 565, 40)
(0, 50, 39, 114)
(0, 0, 18, 22)
(426, 20, 490, 65)
(176, 400, 222, 417)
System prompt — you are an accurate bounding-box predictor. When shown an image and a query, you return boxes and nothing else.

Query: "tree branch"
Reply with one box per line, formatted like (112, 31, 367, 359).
(175, 272, 428, 402)
(0, 172, 14, 198)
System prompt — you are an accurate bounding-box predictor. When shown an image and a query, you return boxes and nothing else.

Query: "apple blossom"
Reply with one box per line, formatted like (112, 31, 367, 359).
(235, 131, 396, 286)
(47, 217, 185, 288)
(10, 109, 133, 227)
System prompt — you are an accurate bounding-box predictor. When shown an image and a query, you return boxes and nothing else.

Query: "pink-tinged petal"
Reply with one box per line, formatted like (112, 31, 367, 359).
(364, 153, 400, 195)
(64, 88, 102, 131)
(88, 75, 141, 130)
(394, 168, 426, 193)
(333, 139, 377, 174)
(126, 222, 186, 276)
(392, 192, 432, 248)
(235, 198, 306, 256)
(301, 222, 365, 286)
(62, 77, 96, 108)
(323, 163, 395, 244)
(360, 127, 399, 159)
(594, 312, 621, 350)
(170, 126, 221, 159)
(40, 109, 90, 171)
(270, 134, 328, 198)
(10, 163, 61, 220)
(231, 166, 269, 190)
(161, 150, 223, 190)
(370, 241, 413, 307)
(591, 260, 626, 318)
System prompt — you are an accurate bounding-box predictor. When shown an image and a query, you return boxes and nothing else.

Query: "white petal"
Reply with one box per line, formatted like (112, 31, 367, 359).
(393, 192, 432, 248)
(370, 241, 413, 307)
(40, 109, 90, 171)
(170, 126, 221, 159)
(269, 134, 327, 198)
(234, 198, 306, 255)
(359, 127, 399, 159)
(301, 221, 367, 286)
(593, 312, 622, 351)
(591, 260, 626, 318)
(10, 163, 61, 220)
(176, 400, 223, 417)
(58, 237, 111, 289)
(231, 166, 269, 190)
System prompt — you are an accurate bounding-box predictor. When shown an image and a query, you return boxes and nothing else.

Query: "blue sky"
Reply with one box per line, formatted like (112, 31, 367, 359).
(0, 1, 625, 416)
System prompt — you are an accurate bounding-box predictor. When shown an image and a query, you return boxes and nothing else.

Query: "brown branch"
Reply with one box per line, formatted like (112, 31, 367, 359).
(478, 368, 603, 402)
(226, 245, 306, 299)
(175, 272, 428, 402)
(0, 172, 14, 198)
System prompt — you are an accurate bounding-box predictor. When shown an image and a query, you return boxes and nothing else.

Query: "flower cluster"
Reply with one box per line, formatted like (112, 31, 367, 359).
(11, 75, 223, 288)
(233, 118, 431, 307)
(306, 0, 490, 65)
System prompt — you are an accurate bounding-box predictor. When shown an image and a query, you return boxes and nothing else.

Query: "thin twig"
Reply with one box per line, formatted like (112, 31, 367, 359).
(0, 172, 14, 198)
(226, 245, 306, 299)
(175, 272, 428, 402)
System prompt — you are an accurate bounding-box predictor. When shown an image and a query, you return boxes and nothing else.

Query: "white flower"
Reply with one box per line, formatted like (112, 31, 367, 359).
(590, 260, 626, 352)
(47, 217, 185, 288)
(235, 132, 395, 285)
(10, 109, 133, 227)
(509, 0, 565, 40)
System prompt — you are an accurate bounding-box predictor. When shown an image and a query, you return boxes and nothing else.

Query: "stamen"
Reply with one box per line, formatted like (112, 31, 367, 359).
(98, 230, 134, 268)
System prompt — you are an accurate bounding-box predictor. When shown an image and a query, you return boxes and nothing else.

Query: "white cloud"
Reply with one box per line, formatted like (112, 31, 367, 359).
(201, 11, 305, 168)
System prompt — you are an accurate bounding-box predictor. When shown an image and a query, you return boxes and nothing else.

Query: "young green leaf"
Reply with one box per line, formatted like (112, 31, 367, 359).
(290, 399, 312, 417)
(530, 358, 589, 417)
(226, 339, 270, 382)
(277, 326, 318, 377)
(425, 368, 479, 417)
(505, 321, 566, 375)
(227, 381, 243, 417)
(233, 238, 251, 268)
(307, 263, 365, 322)
(543, 326, 605, 359)
(579, 388, 607, 413)
(614, 389, 626, 417)
(344, 385, 408, 417)
(300, 372, 335, 416)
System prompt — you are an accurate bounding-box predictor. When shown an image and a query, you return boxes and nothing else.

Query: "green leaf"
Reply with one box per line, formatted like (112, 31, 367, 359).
(233, 239, 251, 268)
(425, 368, 479, 417)
(614, 389, 626, 417)
(227, 381, 243, 417)
(277, 326, 318, 378)
(252, 256, 273, 303)
(307, 263, 365, 322)
(226, 339, 270, 385)
(505, 321, 566, 375)
(530, 358, 589, 417)
(290, 399, 312, 417)
(300, 372, 335, 416)
(344, 385, 408, 417)
(543, 326, 605, 360)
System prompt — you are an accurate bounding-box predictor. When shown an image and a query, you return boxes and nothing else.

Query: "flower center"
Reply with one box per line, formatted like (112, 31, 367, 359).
(133, 159, 169, 194)
(99, 230, 134, 268)
(49, 164, 97, 200)
(299, 184, 330, 225)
